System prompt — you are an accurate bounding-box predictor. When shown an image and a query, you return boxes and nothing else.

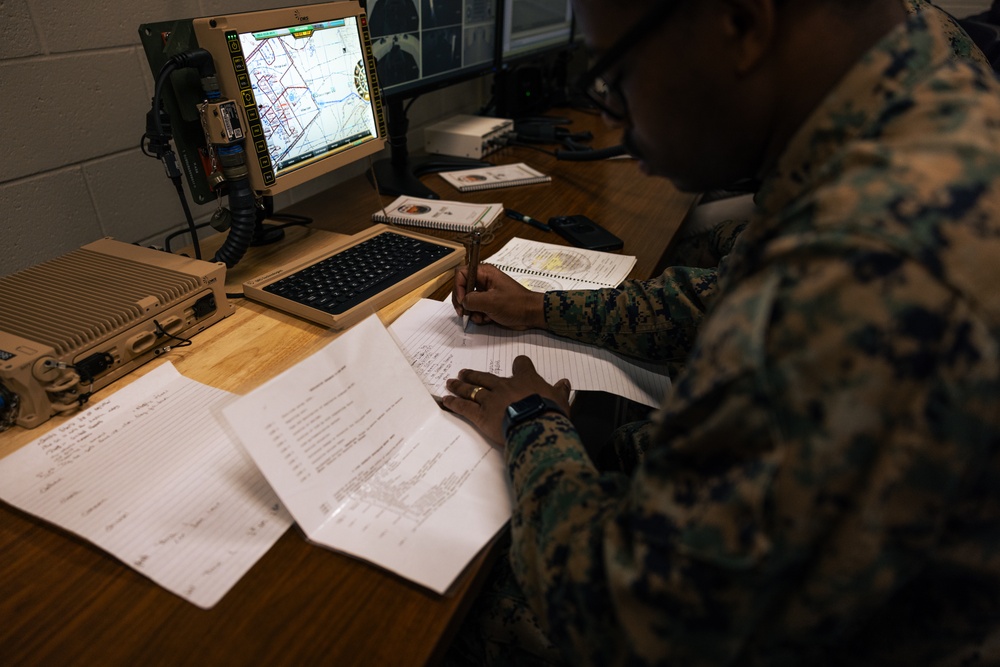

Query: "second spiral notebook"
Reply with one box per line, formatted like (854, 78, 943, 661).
(371, 195, 503, 232)
(438, 162, 551, 192)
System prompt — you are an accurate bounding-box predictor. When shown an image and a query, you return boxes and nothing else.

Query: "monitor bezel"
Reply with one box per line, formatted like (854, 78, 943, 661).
(499, 0, 574, 65)
(192, 1, 388, 197)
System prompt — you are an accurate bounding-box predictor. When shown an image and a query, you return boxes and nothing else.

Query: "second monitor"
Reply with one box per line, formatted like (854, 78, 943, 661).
(364, 0, 501, 198)
(368, 0, 499, 97)
(501, 0, 574, 63)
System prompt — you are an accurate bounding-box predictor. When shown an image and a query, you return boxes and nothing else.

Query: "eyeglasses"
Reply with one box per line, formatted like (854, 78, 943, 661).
(577, 2, 681, 121)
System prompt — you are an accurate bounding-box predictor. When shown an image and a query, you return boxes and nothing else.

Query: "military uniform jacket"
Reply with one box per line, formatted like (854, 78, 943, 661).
(507, 11, 1000, 666)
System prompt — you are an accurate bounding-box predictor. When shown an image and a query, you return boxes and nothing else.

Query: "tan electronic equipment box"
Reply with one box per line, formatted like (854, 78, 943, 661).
(0, 238, 234, 430)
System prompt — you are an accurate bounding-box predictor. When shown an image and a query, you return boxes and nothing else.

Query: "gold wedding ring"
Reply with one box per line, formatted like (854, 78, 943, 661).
(469, 386, 484, 402)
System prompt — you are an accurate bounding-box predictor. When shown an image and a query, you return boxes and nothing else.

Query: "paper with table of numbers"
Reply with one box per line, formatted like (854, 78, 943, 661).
(219, 314, 511, 595)
(0, 363, 292, 609)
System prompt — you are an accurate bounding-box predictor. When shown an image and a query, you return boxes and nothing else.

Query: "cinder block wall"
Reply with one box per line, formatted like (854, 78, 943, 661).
(0, 0, 489, 275)
(0, 1, 991, 276)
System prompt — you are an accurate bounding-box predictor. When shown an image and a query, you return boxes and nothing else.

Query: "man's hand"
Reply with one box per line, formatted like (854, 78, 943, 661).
(452, 264, 547, 330)
(442, 356, 571, 446)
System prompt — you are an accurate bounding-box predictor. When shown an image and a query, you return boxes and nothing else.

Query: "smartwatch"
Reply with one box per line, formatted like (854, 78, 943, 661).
(502, 394, 566, 438)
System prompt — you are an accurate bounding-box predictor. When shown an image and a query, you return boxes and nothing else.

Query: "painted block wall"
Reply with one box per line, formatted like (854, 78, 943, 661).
(0, 1, 993, 276)
(0, 0, 489, 275)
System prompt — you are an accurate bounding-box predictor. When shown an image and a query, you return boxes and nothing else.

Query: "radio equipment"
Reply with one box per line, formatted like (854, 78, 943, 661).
(0, 238, 233, 430)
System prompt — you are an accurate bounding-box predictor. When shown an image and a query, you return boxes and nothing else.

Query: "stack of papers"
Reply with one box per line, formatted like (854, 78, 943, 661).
(0, 294, 672, 606)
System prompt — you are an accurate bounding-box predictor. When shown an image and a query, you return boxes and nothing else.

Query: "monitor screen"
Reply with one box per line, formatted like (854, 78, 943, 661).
(235, 20, 379, 178)
(501, 0, 573, 62)
(190, 1, 387, 197)
(367, 0, 499, 98)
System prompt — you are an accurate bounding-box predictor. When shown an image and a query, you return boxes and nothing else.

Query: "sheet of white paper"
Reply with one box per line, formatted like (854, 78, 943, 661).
(0, 363, 292, 609)
(220, 315, 510, 594)
(389, 299, 671, 407)
(485, 237, 637, 290)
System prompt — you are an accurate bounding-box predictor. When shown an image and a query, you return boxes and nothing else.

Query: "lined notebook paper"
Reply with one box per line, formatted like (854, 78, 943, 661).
(0, 363, 292, 609)
(389, 298, 671, 407)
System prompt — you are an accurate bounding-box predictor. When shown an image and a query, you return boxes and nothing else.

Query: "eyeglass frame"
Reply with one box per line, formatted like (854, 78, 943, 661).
(576, 1, 683, 120)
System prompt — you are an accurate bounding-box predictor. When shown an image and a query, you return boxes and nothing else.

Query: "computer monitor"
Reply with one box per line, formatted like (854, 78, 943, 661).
(368, 0, 498, 98)
(501, 0, 573, 63)
(139, 1, 387, 266)
(363, 0, 500, 198)
(140, 1, 386, 205)
(490, 0, 575, 119)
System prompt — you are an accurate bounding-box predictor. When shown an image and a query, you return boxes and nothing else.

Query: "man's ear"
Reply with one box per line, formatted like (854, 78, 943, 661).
(719, 0, 777, 74)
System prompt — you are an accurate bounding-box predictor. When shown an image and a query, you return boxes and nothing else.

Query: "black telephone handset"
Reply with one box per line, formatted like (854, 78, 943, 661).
(548, 215, 624, 251)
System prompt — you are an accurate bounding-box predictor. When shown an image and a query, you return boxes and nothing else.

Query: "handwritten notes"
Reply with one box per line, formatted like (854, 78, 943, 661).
(220, 314, 511, 594)
(0, 364, 292, 608)
(389, 298, 672, 407)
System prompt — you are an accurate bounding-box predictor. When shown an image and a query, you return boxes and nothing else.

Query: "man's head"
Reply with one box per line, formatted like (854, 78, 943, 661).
(572, 0, 906, 192)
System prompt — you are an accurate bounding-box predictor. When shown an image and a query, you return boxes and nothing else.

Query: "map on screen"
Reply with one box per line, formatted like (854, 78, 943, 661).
(238, 17, 379, 176)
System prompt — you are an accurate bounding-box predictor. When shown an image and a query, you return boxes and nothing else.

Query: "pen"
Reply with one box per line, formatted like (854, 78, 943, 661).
(463, 230, 483, 331)
(506, 209, 551, 232)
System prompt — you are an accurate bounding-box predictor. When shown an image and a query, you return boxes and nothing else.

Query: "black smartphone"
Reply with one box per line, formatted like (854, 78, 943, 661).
(548, 215, 624, 251)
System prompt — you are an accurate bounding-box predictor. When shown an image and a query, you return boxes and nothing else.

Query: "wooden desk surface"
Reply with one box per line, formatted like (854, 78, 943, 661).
(0, 108, 695, 666)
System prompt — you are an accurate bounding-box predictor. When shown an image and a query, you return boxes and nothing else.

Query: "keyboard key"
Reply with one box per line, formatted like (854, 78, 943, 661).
(262, 231, 455, 315)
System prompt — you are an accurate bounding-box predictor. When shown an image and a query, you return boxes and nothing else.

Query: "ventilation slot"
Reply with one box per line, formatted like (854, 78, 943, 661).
(0, 247, 203, 357)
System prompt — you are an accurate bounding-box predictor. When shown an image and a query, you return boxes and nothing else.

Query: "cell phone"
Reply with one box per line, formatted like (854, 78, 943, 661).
(548, 215, 624, 251)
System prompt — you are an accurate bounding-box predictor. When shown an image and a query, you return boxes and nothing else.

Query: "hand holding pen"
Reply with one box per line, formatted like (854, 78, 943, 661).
(462, 230, 482, 330)
(453, 262, 547, 331)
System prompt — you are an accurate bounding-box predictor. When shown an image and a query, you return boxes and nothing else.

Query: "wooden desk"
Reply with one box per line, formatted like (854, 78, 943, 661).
(289, 113, 692, 287)
(0, 108, 695, 666)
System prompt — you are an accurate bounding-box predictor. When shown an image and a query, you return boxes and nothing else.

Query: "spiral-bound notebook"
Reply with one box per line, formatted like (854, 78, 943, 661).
(372, 195, 503, 232)
(438, 163, 551, 192)
(485, 237, 636, 292)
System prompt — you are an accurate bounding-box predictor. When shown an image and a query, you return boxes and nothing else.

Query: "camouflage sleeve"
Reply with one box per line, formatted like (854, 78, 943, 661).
(661, 217, 749, 269)
(542, 264, 719, 362)
(505, 246, 997, 664)
(905, 0, 992, 68)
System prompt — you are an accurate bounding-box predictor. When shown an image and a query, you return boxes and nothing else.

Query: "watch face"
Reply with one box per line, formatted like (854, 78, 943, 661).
(509, 394, 546, 420)
(503, 394, 564, 439)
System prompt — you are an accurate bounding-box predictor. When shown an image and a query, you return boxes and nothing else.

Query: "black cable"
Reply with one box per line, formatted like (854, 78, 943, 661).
(141, 53, 215, 260)
(504, 140, 558, 157)
(212, 171, 257, 268)
(164, 222, 211, 254)
(555, 144, 628, 161)
(153, 320, 194, 353)
(169, 169, 202, 259)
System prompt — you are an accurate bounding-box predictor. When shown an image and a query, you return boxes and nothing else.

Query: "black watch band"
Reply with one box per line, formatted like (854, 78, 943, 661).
(502, 394, 566, 439)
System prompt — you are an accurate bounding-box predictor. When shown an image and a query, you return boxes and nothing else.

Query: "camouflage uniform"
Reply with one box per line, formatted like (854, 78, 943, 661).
(618, 0, 994, 467)
(661, 0, 991, 270)
(908, 0, 994, 65)
(449, 9, 1000, 667)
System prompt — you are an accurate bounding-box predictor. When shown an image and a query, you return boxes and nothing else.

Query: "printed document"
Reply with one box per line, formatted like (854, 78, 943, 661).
(486, 236, 637, 290)
(219, 314, 511, 594)
(389, 298, 671, 407)
(0, 363, 292, 609)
